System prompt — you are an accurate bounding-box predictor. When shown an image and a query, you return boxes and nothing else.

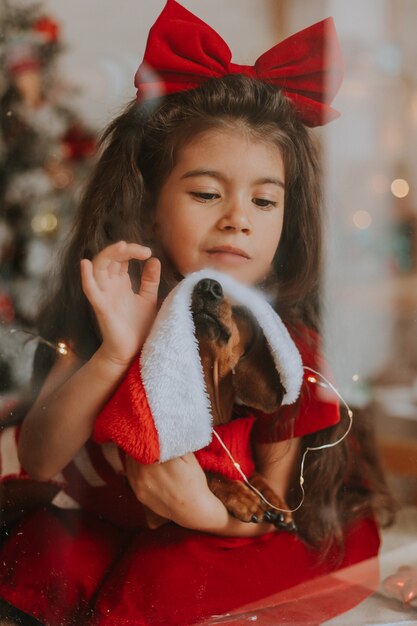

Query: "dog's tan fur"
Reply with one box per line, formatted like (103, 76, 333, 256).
(191, 278, 293, 526)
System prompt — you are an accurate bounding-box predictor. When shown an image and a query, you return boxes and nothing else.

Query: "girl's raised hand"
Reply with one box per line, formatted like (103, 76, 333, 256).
(80, 241, 161, 365)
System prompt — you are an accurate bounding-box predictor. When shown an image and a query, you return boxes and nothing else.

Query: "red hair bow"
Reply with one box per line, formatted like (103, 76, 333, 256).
(134, 0, 344, 127)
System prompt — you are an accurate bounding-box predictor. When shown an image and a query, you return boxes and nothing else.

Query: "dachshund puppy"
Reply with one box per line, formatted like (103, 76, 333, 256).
(192, 278, 294, 529)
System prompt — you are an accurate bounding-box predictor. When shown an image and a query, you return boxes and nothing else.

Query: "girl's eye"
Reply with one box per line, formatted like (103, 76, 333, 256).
(253, 198, 277, 209)
(190, 192, 219, 202)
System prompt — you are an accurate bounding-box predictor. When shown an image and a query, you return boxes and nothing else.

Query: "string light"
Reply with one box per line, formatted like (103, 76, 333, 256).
(213, 366, 353, 517)
(306, 374, 327, 388)
(8, 328, 354, 522)
(56, 341, 69, 355)
(9, 329, 70, 356)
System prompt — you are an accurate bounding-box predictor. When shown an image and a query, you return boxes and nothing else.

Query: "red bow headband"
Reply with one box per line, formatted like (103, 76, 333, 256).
(134, 0, 344, 127)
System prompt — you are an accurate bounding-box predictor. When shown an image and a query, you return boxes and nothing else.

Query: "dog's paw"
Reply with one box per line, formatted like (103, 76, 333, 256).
(225, 480, 268, 523)
(206, 473, 266, 522)
(248, 473, 296, 530)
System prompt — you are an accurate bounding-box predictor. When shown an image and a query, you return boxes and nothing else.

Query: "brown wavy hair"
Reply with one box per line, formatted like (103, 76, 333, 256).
(32, 74, 395, 551)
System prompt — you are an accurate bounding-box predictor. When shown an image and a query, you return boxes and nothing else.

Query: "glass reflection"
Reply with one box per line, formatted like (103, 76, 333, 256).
(0, 1, 417, 624)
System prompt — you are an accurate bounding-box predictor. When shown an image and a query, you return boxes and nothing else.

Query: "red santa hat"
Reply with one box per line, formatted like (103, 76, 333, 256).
(93, 269, 303, 463)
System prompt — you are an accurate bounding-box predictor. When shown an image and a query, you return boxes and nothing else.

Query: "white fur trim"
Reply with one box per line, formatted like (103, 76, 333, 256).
(140, 274, 212, 462)
(141, 269, 303, 462)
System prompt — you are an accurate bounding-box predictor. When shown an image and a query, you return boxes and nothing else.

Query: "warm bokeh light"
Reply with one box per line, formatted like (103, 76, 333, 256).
(31, 212, 58, 234)
(353, 210, 372, 230)
(390, 178, 410, 198)
(56, 341, 69, 355)
(53, 169, 74, 189)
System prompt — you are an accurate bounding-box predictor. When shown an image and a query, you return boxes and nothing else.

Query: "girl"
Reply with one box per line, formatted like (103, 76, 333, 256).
(0, 2, 395, 624)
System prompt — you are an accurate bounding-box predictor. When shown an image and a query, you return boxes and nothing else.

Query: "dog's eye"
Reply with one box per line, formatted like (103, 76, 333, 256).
(190, 192, 220, 202)
(252, 197, 278, 209)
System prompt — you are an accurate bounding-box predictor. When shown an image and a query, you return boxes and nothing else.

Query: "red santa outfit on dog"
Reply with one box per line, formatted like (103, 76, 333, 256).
(93, 269, 304, 470)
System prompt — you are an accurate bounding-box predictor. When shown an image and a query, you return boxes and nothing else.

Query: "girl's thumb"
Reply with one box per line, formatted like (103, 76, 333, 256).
(138, 257, 161, 302)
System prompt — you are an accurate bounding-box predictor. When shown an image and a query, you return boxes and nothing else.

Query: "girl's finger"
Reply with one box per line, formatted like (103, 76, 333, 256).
(106, 259, 123, 277)
(93, 241, 152, 270)
(138, 257, 161, 303)
(118, 259, 129, 275)
(80, 259, 103, 306)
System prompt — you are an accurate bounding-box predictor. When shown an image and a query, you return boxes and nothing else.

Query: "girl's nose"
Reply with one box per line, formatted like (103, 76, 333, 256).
(217, 198, 251, 233)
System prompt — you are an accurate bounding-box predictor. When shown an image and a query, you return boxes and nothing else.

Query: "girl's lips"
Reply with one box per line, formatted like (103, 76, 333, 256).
(205, 248, 250, 266)
(206, 246, 250, 259)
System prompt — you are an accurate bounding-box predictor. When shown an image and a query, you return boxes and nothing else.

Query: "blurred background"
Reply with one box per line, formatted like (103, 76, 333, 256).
(1, 0, 417, 507)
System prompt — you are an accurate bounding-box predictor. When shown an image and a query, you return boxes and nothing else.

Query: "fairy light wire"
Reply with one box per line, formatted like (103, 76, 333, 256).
(9, 329, 70, 355)
(9, 329, 354, 517)
(213, 365, 354, 515)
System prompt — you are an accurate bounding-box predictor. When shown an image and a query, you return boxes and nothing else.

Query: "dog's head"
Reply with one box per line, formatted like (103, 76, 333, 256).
(191, 278, 285, 425)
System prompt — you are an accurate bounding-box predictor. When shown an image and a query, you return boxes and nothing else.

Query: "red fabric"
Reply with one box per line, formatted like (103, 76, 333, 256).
(195, 417, 256, 481)
(0, 508, 126, 625)
(94, 358, 256, 481)
(94, 357, 161, 464)
(94, 325, 341, 481)
(0, 509, 380, 626)
(253, 325, 341, 442)
(135, 0, 344, 127)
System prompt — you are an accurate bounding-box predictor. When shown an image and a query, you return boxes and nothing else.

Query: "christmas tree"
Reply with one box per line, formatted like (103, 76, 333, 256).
(0, 1, 95, 410)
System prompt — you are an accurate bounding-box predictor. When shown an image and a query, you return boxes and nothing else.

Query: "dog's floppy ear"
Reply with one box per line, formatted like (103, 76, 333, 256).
(232, 323, 285, 413)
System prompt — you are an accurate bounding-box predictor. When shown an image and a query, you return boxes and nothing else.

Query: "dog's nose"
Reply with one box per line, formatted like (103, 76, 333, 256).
(195, 278, 223, 301)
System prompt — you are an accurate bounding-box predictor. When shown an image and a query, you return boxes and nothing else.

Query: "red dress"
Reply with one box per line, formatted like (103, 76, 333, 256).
(0, 328, 380, 626)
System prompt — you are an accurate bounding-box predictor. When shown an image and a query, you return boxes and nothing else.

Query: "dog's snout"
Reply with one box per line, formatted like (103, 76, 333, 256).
(195, 279, 223, 301)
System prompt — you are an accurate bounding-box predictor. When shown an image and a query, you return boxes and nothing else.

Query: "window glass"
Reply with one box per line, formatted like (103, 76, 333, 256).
(0, 2, 416, 624)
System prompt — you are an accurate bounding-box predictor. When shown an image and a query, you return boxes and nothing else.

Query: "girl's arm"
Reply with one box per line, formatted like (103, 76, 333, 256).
(126, 438, 299, 537)
(18, 241, 161, 480)
(19, 347, 131, 480)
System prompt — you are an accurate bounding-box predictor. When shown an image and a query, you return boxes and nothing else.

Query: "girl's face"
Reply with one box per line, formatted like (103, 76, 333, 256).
(154, 128, 285, 285)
